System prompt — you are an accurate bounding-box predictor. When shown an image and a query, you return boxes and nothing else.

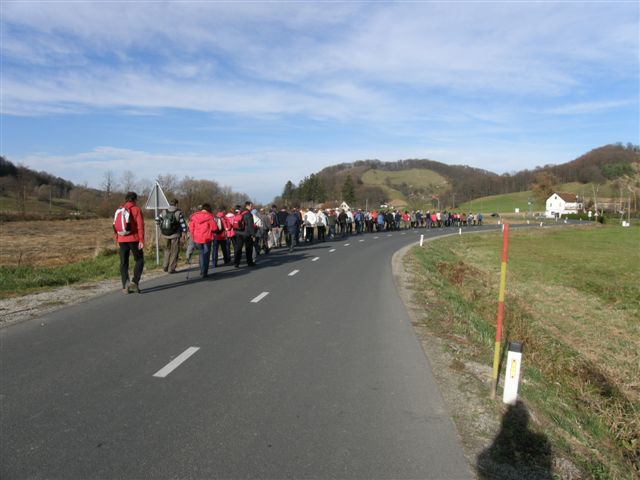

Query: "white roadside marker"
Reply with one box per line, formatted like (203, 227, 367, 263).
(153, 347, 200, 378)
(329, 249, 336, 253)
(251, 291, 270, 303)
(312, 257, 320, 262)
(288, 270, 299, 276)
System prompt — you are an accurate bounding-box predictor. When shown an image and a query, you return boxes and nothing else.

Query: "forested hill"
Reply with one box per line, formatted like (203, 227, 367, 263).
(278, 143, 640, 208)
(0, 156, 76, 198)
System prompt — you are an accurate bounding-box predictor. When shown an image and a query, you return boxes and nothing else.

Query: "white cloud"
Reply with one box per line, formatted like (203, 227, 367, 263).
(2, 1, 637, 118)
(542, 99, 637, 116)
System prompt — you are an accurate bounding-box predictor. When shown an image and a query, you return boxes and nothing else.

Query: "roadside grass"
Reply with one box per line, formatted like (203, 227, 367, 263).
(408, 224, 639, 479)
(0, 217, 165, 298)
(0, 247, 166, 298)
(0, 250, 121, 297)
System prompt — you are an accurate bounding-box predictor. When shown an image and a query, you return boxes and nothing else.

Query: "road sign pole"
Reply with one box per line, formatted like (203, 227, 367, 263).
(144, 181, 170, 266)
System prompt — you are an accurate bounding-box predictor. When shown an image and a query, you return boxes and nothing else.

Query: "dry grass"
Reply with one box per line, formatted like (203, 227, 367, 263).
(0, 218, 159, 267)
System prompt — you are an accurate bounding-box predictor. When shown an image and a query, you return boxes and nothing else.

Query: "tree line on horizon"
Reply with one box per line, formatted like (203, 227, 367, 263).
(274, 143, 640, 210)
(1, 143, 638, 219)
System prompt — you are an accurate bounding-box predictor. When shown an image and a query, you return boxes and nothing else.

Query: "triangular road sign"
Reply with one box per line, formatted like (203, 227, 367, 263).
(145, 182, 171, 210)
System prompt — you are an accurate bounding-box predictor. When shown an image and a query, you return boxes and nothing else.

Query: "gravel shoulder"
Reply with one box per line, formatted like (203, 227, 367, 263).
(0, 270, 166, 329)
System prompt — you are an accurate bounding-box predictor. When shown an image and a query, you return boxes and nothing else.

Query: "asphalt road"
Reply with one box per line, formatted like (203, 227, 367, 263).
(1, 226, 502, 479)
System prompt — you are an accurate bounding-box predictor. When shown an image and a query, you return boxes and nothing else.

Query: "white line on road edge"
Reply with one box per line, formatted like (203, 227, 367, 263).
(153, 347, 200, 378)
(312, 257, 320, 262)
(329, 249, 336, 252)
(251, 292, 270, 303)
(288, 270, 299, 276)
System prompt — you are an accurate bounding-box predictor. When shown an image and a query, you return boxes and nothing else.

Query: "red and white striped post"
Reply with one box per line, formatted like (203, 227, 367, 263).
(491, 223, 510, 398)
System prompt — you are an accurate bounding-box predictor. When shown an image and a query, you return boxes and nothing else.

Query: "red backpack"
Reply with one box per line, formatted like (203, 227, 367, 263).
(232, 211, 246, 231)
(113, 206, 132, 236)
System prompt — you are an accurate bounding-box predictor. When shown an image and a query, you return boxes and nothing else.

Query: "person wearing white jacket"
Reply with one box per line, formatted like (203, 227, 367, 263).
(316, 209, 327, 242)
(303, 209, 317, 244)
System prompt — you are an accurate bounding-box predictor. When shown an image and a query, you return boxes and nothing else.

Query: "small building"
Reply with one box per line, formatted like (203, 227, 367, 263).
(545, 192, 583, 218)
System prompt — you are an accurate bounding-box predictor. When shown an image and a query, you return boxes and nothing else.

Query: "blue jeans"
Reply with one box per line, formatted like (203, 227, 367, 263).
(198, 242, 212, 276)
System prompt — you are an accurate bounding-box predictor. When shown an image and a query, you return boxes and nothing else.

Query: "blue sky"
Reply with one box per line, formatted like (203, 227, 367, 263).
(1, 1, 638, 202)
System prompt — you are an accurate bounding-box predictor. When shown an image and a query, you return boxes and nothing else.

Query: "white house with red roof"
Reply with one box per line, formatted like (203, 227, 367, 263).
(545, 192, 583, 218)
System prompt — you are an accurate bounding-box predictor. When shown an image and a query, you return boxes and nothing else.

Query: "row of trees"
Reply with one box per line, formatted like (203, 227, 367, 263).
(0, 157, 250, 218)
(79, 171, 250, 217)
(277, 173, 369, 208)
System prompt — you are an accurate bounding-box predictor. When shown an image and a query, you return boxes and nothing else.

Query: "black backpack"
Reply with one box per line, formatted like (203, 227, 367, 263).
(160, 210, 180, 235)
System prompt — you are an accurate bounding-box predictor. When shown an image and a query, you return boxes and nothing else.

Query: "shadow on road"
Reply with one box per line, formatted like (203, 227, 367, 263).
(140, 250, 310, 294)
(476, 401, 553, 480)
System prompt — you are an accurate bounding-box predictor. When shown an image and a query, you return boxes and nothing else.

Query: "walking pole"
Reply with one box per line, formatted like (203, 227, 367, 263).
(491, 223, 510, 399)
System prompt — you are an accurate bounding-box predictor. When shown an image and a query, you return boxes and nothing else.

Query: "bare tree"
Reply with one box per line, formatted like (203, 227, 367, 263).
(101, 170, 117, 199)
(156, 173, 179, 199)
(121, 170, 137, 193)
(100, 170, 117, 201)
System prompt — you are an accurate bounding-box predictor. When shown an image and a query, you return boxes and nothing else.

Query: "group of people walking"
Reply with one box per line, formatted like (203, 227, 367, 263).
(114, 191, 485, 293)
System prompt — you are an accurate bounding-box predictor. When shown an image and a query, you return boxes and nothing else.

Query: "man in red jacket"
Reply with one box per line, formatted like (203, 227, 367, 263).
(114, 191, 145, 294)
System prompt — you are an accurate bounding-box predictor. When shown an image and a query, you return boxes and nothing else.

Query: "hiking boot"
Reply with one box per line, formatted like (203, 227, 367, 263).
(128, 283, 140, 294)
(122, 288, 130, 295)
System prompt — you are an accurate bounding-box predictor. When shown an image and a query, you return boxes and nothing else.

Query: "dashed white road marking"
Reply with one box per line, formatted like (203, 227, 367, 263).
(344, 243, 350, 246)
(401, 232, 406, 235)
(387, 234, 393, 237)
(288, 270, 299, 276)
(311, 257, 320, 262)
(251, 291, 270, 303)
(374, 236, 379, 239)
(358, 239, 365, 242)
(153, 347, 200, 378)
(329, 249, 336, 253)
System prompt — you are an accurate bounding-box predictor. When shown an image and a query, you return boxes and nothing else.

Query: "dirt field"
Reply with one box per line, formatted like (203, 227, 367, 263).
(0, 218, 159, 267)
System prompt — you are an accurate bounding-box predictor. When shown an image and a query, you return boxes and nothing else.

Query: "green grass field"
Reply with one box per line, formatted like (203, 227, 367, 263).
(408, 224, 639, 478)
(458, 180, 628, 214)
(458, 191, 545, 214)
(0, 194, 76, 214)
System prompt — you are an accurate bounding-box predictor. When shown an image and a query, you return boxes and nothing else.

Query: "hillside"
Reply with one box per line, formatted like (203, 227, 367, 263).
(361, 168, 449, 207)
(277, 143, 640, 211)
